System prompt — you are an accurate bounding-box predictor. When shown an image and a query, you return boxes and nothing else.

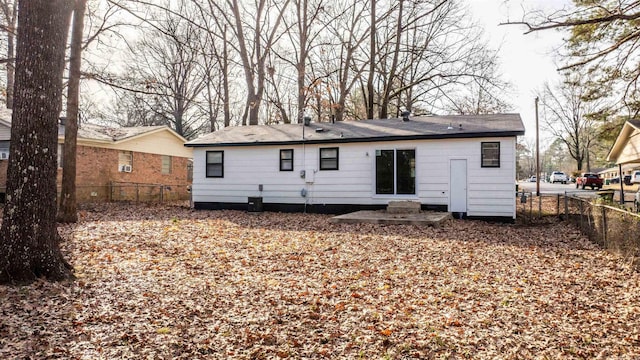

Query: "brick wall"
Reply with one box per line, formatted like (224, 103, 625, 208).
(63, 145, 191, 202)
(0, 145, 191, 203)
(57, 145, 191, 186)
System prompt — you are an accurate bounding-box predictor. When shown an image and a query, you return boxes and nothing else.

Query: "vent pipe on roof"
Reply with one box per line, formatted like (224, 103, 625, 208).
(303, 116, 311, 126)
(401, 111, 410, 122)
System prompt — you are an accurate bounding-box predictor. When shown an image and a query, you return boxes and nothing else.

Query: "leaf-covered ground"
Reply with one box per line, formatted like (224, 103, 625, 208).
(1, 203, 639, 359)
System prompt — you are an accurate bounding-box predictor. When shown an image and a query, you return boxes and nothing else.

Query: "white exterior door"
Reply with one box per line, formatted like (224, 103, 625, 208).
(450, 159, 467, 214)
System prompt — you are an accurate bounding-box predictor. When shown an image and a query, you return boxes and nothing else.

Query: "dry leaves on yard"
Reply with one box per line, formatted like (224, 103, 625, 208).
(1, 203, 639, 359)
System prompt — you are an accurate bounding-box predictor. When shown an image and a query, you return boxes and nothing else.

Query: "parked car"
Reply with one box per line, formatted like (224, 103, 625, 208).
(576, 173, 603, 190)
(528, 175, 537, 182)
(632, 170, 640, 184)
(549, 171, 568, 184)
(609, 176, 620, 184)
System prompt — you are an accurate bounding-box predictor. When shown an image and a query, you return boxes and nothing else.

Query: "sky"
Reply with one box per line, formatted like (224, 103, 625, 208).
(468, 0, 573, 147)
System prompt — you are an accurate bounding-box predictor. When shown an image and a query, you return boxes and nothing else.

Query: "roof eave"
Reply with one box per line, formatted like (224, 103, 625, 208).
(185, 130, 524, 147)
(607, 121, 639, 163)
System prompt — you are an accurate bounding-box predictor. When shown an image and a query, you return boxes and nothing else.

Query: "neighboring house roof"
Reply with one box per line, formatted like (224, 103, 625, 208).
(65, 123, 183, 144)
(607, 120, 640, 164)
(598, 164, 640, 175)
(61, 123, 192, 158)
(0, 109, 191, 158)
(186, 113, 524, 147)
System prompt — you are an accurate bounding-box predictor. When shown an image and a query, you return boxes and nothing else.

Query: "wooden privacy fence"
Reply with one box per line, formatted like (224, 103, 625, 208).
(58, 182, 191, 203)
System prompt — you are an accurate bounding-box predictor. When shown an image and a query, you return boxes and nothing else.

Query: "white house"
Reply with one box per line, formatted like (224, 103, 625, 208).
(185, 113, 524, 220)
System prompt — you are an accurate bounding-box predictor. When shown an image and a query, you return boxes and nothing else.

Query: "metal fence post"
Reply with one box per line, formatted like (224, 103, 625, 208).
(529, 192, 533, 223)
(556, 194, 560, 217)
(538, 195, 542, 218)
(136, 183, 139, 203)
(602, 206, 607, 247)
(579, 200, 583, 231)
(564, 194, 568, 219)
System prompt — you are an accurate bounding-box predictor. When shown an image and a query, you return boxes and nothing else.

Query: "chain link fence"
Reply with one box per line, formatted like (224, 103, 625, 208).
(63, 182, 191, 204)
(517, 190, 640, 267)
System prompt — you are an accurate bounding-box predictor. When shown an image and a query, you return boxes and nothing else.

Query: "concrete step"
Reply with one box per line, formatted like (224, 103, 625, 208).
(387, 200, 421, 214)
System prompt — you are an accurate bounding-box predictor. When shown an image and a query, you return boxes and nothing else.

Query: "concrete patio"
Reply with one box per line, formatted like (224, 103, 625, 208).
(330, 210, 452, 226)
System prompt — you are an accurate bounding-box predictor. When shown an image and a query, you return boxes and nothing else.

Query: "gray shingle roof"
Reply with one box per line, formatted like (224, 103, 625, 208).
(186, 113, 524, 147)
(628, 119, 640, 130)
(0, 109, 171, 143)
(73, 124, 167, 142)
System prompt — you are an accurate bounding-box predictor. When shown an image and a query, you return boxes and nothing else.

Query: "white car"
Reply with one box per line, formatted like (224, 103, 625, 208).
(549, 171, 568, 184)
(632, 170, 640, 184)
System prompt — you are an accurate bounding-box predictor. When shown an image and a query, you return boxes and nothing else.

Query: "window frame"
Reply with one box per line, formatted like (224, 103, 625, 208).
(206, 150, 224, 178)
(481, 142, 500, 168)
(375, 148, 416, 195)
(319, 147, 339, 171)
(119, 150, 133, 166)
(279, 149, 294, 171)
(161, 155, 172, 174)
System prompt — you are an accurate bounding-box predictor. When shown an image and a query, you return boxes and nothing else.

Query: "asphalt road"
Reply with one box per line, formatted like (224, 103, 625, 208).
(517, 181, 596, 195)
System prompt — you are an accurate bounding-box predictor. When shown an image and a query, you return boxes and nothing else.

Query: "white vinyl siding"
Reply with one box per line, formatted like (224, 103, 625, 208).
(191, 137, 517, 218)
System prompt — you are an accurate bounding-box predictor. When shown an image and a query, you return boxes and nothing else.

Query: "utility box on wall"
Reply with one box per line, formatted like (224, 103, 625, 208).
(248, 196, 263, 212)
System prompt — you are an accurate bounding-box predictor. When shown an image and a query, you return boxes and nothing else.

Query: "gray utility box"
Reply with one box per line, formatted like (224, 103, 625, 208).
(248, 197, 263, 212)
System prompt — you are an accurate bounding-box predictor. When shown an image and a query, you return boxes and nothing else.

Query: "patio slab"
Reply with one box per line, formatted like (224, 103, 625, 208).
(330, 210, 452, 226)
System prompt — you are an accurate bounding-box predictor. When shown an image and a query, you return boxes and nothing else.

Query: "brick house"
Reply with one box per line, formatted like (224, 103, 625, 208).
(0, 111, 193, 202)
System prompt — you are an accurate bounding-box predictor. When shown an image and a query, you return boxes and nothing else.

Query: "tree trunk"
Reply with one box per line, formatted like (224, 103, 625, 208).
(379, 0, 403, 119)
(0, 0, 74, 283)
(222, 25, 231, 127)
(58, 0, 87, 224)
(366, 0, 376, 120)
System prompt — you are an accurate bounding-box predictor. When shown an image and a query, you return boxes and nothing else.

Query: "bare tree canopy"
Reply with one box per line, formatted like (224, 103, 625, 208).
(503, 0, 640, 113)
(538, 72, 610, 172)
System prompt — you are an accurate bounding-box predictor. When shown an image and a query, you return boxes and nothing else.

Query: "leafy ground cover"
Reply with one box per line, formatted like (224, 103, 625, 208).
(1, 203, 639, 359)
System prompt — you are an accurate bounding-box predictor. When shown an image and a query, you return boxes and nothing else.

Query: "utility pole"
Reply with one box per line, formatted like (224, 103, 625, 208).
(535, 97, 540, 197)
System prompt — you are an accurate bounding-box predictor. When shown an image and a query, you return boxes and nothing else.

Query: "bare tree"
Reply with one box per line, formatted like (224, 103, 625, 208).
(0, 0, 74, 283)
(120, 2, 208, 138)
(276, 0, 327, 123)
(317, 0, 369, 121)
(207, 0, 291, 126)
(446, 49, 513, 115)
(502, 1, 640, 114)
(539, 73, 608, 172)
